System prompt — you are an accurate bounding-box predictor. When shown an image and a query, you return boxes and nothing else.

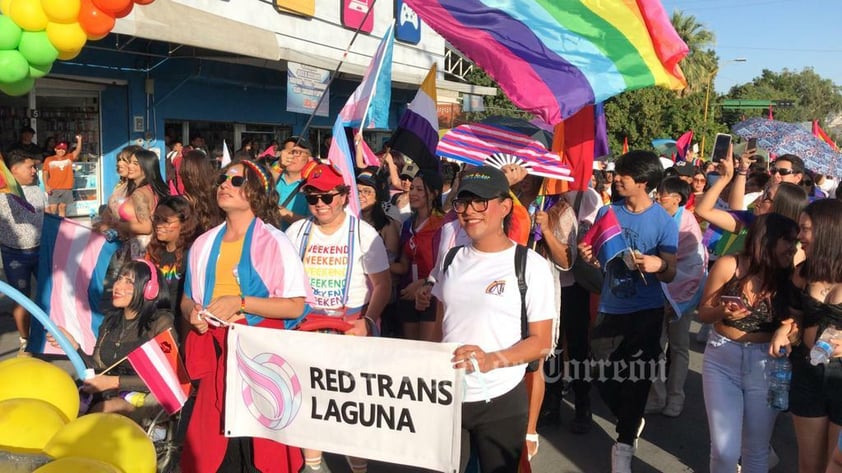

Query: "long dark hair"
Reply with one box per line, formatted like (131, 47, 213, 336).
(219, 160, 282, 228)
(414, 170, 444, 217)
(179, 150, 224, 232)
(741, 213, 798, 294)
(127, 149, 169, 200)
(771, 182, 808, 221)
(146, 196, 198, 272)
(106, 260, 171, 336)
(800, 199, 842, 283)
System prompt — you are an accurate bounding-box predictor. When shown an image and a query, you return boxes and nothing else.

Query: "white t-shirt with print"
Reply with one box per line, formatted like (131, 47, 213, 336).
(432, 243, 555, 402)
(286, 212, 389, 311)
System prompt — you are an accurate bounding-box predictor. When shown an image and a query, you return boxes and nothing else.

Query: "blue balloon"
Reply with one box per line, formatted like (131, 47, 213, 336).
(0, 279, 88, 380)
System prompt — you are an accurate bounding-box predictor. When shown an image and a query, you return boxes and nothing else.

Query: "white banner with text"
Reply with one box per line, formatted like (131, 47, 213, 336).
(224, 325, 463, 472)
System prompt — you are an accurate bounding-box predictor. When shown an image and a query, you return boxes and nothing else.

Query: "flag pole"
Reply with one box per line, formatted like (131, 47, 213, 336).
(297, 0, 380, 145)
(99, 354, 130, 376)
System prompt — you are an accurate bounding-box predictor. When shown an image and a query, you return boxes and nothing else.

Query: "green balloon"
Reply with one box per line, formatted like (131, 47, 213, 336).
(18, 31, 57, 66)
(29, 61, 51, 78)
(0, 49, 29, 83)
(0, 77, 34, 96)
(0, 15, 22, 50)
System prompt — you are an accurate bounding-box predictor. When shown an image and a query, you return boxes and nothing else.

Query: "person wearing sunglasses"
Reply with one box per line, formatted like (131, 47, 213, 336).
(431, 165, 555, 473)
(769, 154, 805, 186)
(275, 136, 314, 230)
(285, 162, 391, 473)
(180, 160, 307, 473)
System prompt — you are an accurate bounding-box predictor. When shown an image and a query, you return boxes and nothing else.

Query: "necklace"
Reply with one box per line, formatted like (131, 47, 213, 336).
(113, 315, 139, 348)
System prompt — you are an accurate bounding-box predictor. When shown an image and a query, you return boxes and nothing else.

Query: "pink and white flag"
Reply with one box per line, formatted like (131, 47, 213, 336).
(127, 330, 192, 415)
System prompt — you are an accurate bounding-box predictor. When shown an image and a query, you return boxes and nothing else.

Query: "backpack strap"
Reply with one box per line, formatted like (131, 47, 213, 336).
(515, 244, 529, 340)
(441, 245, 463, 277)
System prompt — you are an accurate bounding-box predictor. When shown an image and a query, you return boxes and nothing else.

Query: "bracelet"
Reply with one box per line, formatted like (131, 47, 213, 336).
(239, 295, 246, 314)
(736, 170, 748, 176)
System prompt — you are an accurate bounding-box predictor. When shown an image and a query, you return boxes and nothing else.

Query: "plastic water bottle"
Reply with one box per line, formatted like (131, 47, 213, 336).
(810, 327, 841, 366)
(767, 347, 791, 411)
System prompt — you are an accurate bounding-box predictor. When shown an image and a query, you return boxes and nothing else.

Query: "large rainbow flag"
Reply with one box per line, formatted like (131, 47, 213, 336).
(405, 0, 688, 125)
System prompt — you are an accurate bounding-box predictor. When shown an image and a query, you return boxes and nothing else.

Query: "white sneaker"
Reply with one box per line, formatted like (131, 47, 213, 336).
(611, 442, 635, 473)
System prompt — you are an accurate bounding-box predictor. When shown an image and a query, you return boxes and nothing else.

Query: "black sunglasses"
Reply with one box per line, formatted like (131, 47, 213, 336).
(305, 193, 341, 205)
(769, 167, 795, 176)
(217, 174, 247, 187)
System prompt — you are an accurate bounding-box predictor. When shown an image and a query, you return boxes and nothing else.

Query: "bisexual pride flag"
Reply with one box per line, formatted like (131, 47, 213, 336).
(581, 207, 627, 268)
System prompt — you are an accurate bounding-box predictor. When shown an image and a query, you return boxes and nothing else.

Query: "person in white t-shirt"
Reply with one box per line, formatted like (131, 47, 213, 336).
(431, 166, 554, 473)
(285, 161, 391, 473)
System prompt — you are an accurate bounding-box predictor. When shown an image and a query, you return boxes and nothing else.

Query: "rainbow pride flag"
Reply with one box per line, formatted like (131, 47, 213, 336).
(405, 0, 688, 125)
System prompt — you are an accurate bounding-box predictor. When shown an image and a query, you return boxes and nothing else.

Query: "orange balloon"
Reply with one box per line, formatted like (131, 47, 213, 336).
(91, 0, 131, 15)
(78, 0, 114, 40)
(112, 1, 132, 18)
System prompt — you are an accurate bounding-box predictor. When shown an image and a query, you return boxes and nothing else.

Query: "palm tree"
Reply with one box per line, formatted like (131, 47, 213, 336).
(671, 11, 718, 96)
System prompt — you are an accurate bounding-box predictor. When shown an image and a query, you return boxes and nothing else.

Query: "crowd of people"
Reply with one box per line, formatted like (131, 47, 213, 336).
(1, 128, 842, 473)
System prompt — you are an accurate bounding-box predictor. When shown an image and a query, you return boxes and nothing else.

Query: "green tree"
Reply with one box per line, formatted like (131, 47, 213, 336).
(670, 11, 717, 97)
(722, 68, 842, 126)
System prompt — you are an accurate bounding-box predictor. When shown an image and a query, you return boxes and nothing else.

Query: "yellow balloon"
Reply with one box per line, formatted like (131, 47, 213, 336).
(44, 413, 156, 473)
(8, 0, 49, 31)
(0, 399, 67, 454)
(0, 358, 79, 423)
(57, 47, 81, 60)
(40, 0, 81, 24)
(34, 457, 122, 473)
(46, 22, 86, 53)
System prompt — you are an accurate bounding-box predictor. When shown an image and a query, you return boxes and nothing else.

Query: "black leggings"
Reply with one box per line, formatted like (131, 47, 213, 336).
(460, 382, 528, 473)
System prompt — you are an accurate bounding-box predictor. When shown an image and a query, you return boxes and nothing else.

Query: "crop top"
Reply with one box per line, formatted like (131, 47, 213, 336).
(719, 260, 778, 333)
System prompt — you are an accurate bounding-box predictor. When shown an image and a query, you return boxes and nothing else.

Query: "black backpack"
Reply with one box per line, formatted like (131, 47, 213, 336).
(441, 244, 539, 372)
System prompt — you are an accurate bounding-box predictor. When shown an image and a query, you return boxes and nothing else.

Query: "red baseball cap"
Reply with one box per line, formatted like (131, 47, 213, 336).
(55, 142, 68, 150)
(302, 162, 345, 192)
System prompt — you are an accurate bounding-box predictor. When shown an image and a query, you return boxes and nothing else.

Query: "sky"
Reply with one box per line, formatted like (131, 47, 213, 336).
(660, 0, 842, 93)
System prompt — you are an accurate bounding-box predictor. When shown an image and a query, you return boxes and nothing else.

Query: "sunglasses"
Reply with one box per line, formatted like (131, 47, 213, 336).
(217, 174, 247, 187)
(770, 168, 795, 176)
(305, 192, 341, 205)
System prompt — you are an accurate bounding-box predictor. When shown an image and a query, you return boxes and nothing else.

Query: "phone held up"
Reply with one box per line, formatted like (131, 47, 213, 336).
(746, 137, 758, 153)
(711, 133, 732, 163)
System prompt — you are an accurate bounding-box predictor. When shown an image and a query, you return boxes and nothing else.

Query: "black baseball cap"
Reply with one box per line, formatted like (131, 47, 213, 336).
(456, 166, 510, 199)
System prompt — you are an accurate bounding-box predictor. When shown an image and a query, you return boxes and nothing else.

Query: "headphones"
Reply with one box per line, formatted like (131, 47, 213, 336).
(135, 259, 160, 301)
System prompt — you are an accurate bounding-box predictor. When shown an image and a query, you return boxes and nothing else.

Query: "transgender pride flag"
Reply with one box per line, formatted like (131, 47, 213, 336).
(328, 24, 395, 216)
(128, 330, 192, 415)
(31, 215, 120, 355)
(581, 207, 627, 268)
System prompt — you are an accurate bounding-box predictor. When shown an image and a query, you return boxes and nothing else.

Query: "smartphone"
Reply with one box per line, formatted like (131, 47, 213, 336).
(711, 133, 732, 162)
(720, 295, 747, 311)
(746, 137, 758, 153)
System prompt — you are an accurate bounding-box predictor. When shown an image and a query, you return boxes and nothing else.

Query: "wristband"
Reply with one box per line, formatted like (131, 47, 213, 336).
(736, 170, 748, 176)
(239, 295, 246, 314)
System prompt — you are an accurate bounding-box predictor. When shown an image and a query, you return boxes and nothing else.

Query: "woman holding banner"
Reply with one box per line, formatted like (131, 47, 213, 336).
(432, 166, 554, 472)
(181, 160, 307, 473)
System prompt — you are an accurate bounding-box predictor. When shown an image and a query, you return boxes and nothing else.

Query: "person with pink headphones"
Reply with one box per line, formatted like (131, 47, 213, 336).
(48, 259, 175, 420)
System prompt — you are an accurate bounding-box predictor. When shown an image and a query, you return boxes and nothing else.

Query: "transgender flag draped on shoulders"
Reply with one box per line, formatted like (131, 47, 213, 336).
(404, 0, 688, 125)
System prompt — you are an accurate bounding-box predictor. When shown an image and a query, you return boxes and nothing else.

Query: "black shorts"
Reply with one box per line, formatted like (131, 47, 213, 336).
(397, 297, 437, 323)
(789, 345, 842, 425)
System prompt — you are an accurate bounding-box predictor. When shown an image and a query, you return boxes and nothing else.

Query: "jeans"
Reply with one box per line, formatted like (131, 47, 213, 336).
(649, 304, 692, 409)
(591, 308, 664, 445)
(0, 245, 39, 296)
(702, 330, 778, 473)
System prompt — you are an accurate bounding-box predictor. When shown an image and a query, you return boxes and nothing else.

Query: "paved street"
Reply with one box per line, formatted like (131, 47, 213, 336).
(0, 288, 798, 472)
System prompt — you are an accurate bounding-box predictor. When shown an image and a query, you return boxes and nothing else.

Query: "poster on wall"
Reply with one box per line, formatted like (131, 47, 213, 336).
(394, 0, 421, 44)
(287, 62, 330, 117)
(274, 0, 315, 17)
(341, 0, 374, 34)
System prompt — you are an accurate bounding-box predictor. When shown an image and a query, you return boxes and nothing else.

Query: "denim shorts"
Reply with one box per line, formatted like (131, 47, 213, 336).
(0, 245, 40, 296)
